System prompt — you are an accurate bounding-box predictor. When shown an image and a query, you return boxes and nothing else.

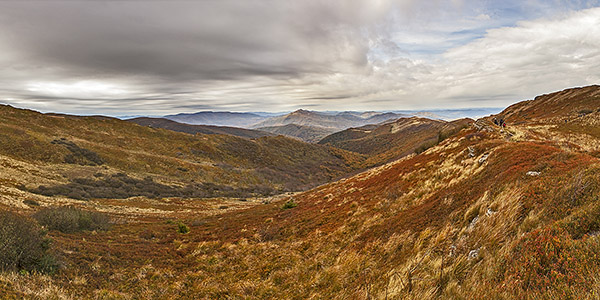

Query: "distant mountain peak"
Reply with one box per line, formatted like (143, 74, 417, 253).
(290, 109, 313, 115)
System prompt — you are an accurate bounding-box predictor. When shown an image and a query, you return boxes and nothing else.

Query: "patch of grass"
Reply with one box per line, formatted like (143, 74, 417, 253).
(177, 222, 190, 234)
(33, 206, 111, 233)
(0, 211, 57, 273)
(282, 200, 298, 209)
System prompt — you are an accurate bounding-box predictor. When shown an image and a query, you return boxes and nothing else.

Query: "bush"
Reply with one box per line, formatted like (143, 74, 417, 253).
(33, 206, 111, 233)
(23, 199, 40, 206)
(415, 140, 437, 154)
(0, 211, 57, 273)
(177, 222, 190, 234)
(28, 173, 277, 200)
(51, 139, 104, 166)
(282, 200, 297, 209)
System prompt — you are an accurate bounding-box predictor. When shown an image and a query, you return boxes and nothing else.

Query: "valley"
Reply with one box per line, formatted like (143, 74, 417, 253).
(1, 86, 599, 298)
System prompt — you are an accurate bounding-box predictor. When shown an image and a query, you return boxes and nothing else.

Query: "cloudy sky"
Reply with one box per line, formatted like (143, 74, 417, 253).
(0, 0, 599, 115)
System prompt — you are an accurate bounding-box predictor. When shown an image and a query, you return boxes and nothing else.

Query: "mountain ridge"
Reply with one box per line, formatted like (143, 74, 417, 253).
(128, 117, 275, 139)
(251, 109, 406, 131)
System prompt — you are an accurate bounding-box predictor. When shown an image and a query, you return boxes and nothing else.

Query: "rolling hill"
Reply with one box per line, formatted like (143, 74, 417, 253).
(0, 104, 365, 201)
(319, 117, 471, 166)
(1, 86, 600, 299)
(256, 124, 336, 143)
(251, 109, 404, 131)
(164, 111, 268, 127)
(128, 117, 275, 139)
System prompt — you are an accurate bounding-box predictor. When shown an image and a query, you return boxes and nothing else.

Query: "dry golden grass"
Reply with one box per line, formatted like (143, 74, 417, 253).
(1, 87, 600, 299)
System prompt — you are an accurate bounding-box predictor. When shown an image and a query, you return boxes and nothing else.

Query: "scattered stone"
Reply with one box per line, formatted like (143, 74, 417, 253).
(467, 146, 476, 158)
(468, 216, 479, 230)
(478, 154, 489, 164)
(485, 208, 496, 217)
(468, 249, 480, 260)
(526, 171, 541, 176)
(449, 245, 457, 257)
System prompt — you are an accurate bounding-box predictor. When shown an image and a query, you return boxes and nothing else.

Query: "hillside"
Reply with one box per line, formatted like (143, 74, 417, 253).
(1, 86, 600, 299)
(256, 124, 335, 143)
(0, 105, 365, 200)
(251, 109, 403, 131)
(498, 85, 600, 124)
(493, 85, 600, 141)
(128, 117, 275, 139)
(319, 117, 471, 166)
(164, 111, 268, 127)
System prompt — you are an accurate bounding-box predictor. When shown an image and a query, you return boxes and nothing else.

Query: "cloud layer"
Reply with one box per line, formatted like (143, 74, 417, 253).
(0, 0, 599, 115)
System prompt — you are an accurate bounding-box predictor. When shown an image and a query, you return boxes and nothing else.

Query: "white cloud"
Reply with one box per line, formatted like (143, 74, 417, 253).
(475, 14, 491, 21)
(436, 7, 600, 102)
(26, 81, 130, 98)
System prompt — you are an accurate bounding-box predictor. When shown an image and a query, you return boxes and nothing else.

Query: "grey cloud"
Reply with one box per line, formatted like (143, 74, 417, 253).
(0, 1, 599, 115)
(0, 1, 374, 82)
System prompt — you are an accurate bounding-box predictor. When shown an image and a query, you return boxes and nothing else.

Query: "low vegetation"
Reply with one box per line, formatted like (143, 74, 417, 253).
(29, 173, 276, 200)
(0, 211, 57, 273)
(33, 206, 111, 233)
(320, 117, 470, 166)
(0, 104, 364, 198)
(177, 222, 190, 234)
(51, 138, 104, 166)
(282, 199, 297, 209)
(0, 86, 599, 298)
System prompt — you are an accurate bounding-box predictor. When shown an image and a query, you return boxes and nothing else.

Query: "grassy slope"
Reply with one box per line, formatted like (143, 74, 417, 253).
(1, 86, 600, 299)
(320, 117, 471, 167)
(128, 117, 276, 139)
(256, 124, 336, 143)
(0, 105, 364, 194)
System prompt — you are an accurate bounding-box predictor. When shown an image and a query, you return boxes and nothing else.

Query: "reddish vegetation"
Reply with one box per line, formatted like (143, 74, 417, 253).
(320, 117, 471, 166)
(1, 85, 600, 298)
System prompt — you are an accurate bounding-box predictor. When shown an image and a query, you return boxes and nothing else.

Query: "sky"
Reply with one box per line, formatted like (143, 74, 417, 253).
(0, 0, 599, 115)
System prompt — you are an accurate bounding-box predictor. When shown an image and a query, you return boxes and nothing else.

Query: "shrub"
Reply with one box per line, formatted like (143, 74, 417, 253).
(177, 222, 190, 234)
(501, 226, 598, 295)
(51, 139, 104, 166)
(33, 206, 111, 233)
(28, 173, 277, 200)
(415, 140, 437, 154)
(23, 199, 40, 206)
(0, 211, 57, 273)
(282, 200, 298, 209)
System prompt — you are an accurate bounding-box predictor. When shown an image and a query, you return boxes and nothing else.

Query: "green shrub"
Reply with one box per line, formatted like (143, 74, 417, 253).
(0, 210, 57, 273)
(177, 222, 190, 234)
(33, 206, 111, 233)
(282, 200, 298, 209)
